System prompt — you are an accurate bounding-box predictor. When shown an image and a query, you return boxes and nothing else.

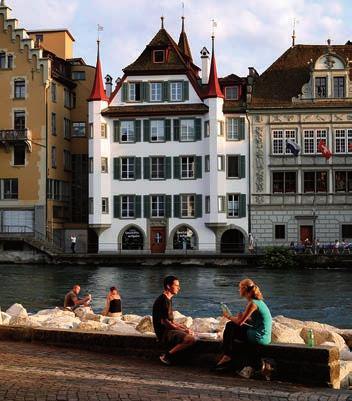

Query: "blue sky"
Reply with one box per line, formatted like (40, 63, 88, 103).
(6, 0, 352, 80)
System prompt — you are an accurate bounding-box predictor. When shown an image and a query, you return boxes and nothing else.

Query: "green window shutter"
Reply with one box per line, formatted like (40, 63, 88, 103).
(173, 195, 180, 218)
(162, 81, 169, 101)
(113, 120, 120, 142)
(143, 120, 150, 142)
(143, 195, 150, 218)
(239, 194, 246, 218)
(135, 157, 141, 179)
(113, 157, 120, 180)
(121, 83, 128, 102)
(173, 119, 180, 141)
(196, 194, 202, 218)
(183, 81, 189, 101)
(239, 118, 245, 140)
(135, 195, 141, 218)
(173, 157, 180, 179)
(240, 155, 246, 178)
(195, 118, 201, 141)
(166, 157, 172, 179)
(143, 157, 150, 179)
(142, 82, 150, 102)
(165, 119, 171, 141)
(113, 196, 121, 218)
(196, 156, 202, 179)
(165, 195, 172, 217)
(135, 120, 141, 142)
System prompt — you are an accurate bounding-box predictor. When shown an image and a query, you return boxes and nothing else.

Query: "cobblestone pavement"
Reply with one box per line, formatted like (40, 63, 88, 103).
(0, 340, 351, 401)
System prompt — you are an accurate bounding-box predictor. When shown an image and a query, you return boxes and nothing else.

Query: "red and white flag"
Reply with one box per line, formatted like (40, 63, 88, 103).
(318, 140, 332, 160)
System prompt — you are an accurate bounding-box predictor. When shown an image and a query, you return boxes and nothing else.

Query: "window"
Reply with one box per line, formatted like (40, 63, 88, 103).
(272, 172, 297, 193)
(150, 82, 162, 101)
(272, 130, 296, 154)
(334, 77, 345, 98)
(101, 157, 108, 173)
(101, 123, 107, 138)
(227, 194, 239, 218)
(14, 111, 25, 130)
(121, 157, 135, 180)
(275, 225, 286, 240)
(227, 155, 240, 178)
(0, 52, 12, 69)
(153, 50, 165, 63)
(72, 71, 86, 80)
(217, 155, 224, 171)
(181, 156, 195, 179)
(225, 86, 239, 100)
(303, 129, 327, 154)
(335, 171, 352, 192)
(170, 82, 182, 101)
(227, 118, 240, 140)
(64, 118, 71, 139)
(151, 157, 165, 179)
(89, 198, 93, 214)
(51, 83, 56, 102)
(89, 157, 93, 174)
(3, 179, 18, 199)
(72, 122, 86, 137)
(205, 196, 210, 214)
(14, 80, 25, 99)
(180, 119, 194, 141)
(151, 195, 165, 217)
(102, 197, 109, 214)
(342, 224, 352, 238)
(315, 77, 327, 98)
(35, 34, 43, 43)
(128, 82, 141, 102)
(51, 113, 56, 135)
(64, 88, 75, 108)
(205, 155, 210, 172)
(14, 144, 25, 165)
(7, 54, 13, 69)
(51, 146, 57, 168)
(89, 123, 93, 139)
(150, 120, 165, 142)
(335, 129, 352, 153)
(120, 121, 135, 142)
(181, 195, 195, 218)
(204, 121, 210, 137)
(218, 196, 225, 212)
(64, 150, 71, 170)
(303, 171, 328, 192)
(217, 121, 224, 136)
(121, 195, 135, 218)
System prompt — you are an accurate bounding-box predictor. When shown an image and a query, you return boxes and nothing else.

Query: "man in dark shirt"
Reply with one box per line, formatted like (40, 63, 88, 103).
(152, 275, 196, 365)
(64, 285, 91, 310)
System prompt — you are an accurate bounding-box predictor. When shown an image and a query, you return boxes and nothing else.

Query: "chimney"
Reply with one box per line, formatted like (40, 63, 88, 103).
(200, 46, 210, 84)
(105, 74, 113, 98)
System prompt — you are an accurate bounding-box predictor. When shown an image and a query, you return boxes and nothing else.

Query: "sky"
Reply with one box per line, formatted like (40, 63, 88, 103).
(5, 0, 352, 81)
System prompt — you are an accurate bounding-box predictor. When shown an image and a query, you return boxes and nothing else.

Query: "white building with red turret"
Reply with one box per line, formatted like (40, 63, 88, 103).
(88, 18, 249, 253)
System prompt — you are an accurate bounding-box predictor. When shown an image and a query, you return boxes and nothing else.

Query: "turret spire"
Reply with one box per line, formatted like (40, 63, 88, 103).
(88, 40, 108, 102)
(178, 12, 193, 61)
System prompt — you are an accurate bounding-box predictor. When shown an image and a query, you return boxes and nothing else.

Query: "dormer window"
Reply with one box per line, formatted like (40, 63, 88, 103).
(315, 77, 327, 98)
(153, 50, 165, 63)
(334, 77, 345, 98)
(225, 86, 239, 100)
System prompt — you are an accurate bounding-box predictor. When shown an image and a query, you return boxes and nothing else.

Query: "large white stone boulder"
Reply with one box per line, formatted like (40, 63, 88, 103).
(108, 319, 142, 335)
(0, 312, 11, 325)
(122, 314, 142, 324)
(73, 306, 93, 319)
(6, 304, 28, 318)
(78, 321, 109, 331)
(340, 361, 352, 388)
(303, 320, 340, 333)
(216, 316, 228, 335)
(173, 311, 193, 328)
(191, 318, 219, 333)
(300, 327, 347, 351)
(273, 316, 305, 330)
(136, 316, 154, 333)
(82, 313, 105, 323)
(271, 321, 305, 344)
(9, 316, 30, 326)
(41, 315, 81, 330)
(339, 330, 352, 348)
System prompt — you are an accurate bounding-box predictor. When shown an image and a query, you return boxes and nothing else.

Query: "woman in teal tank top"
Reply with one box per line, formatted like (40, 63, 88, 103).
(216, 278, 272, 370)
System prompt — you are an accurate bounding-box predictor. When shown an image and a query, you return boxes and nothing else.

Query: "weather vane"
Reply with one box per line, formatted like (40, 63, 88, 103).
(97, 24, 103, 41)
(292, 18, 299, 46)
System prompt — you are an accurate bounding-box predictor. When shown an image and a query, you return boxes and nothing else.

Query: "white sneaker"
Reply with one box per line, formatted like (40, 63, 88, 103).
(238, 366, 254, 379)
(159, 354, 171, 366)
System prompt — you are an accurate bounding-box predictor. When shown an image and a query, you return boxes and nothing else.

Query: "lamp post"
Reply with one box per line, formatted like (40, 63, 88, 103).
(312, 207, 316, 254)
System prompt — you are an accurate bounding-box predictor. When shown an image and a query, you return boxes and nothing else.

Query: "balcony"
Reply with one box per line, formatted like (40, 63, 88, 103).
(0, 128, 32, 151)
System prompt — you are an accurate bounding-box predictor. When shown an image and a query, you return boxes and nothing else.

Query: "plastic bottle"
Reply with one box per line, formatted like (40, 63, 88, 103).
(220, 302, 232, 316)
(307, 329, 315, 347)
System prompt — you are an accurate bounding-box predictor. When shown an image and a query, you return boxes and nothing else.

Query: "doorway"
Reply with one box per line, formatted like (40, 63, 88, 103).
(300, 225, 313, 244)
(150, 227, 166, 253)
(220, 229, 245, 253)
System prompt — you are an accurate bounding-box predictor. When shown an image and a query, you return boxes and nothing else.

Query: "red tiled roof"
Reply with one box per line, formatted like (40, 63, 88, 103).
(88, 42, 108, 102)
(204, 51, 224, 99)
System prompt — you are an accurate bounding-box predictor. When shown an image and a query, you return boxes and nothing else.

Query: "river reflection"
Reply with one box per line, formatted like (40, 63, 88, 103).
(0, 264, 351, 328)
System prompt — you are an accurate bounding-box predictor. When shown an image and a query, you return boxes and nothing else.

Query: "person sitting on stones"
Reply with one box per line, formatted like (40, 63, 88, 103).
(64, 285, 91, 311)
(152, 275, 196, 365)
(215, 278, 272, 375)
(102, 286, 122, 317)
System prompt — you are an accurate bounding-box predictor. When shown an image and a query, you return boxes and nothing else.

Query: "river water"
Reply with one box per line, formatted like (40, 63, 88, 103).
(0, 264, 351, 328)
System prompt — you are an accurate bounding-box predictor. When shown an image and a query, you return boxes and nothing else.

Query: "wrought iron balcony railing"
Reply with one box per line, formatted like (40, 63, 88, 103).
(0, 128, 32, 151)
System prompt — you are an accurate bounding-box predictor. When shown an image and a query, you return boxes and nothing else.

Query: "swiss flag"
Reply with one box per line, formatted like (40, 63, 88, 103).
(318, 140, 332, 160)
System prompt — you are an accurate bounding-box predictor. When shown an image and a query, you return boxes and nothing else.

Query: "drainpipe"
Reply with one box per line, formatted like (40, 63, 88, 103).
(44, 79, 50, 240)
(246, 113, 251, 235)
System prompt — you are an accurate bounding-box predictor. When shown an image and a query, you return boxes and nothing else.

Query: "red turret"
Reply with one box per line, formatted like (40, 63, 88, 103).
(204, 36, 224, 99)
(88, 40, 108, 102)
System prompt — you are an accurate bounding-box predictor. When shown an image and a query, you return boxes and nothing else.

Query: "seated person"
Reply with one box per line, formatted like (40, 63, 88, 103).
(216, 278, 272, 373)
(102, 286, 122, 317)
(64, 284, 91, 311)
(152, 275, 196, 365)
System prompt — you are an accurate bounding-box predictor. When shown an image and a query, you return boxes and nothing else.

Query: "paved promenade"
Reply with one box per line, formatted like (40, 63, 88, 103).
(0, 340, 351, 401)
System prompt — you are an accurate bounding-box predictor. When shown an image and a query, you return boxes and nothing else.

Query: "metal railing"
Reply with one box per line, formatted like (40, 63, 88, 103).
(0, 128, 30, 141)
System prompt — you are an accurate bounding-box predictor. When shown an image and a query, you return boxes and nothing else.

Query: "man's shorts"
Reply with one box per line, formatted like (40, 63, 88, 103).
(163, 329, 187, 347)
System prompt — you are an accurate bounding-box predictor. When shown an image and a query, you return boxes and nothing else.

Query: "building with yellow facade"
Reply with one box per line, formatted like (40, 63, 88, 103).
(0, 1, 95, 253)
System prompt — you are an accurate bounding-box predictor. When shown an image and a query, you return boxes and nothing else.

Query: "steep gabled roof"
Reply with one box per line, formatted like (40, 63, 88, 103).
(88, 41, 108, 102)
(251, 44, 352, 108)
(204, 40, 224, 99)
(178, 17, 193, 62)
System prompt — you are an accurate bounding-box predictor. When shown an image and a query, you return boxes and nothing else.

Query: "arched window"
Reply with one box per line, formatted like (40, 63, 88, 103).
(173, 225, 197, 250)
(121, 226, 144, 250)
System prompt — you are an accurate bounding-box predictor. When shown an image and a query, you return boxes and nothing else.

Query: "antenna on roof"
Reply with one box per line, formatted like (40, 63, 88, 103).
(181, 2, 185, 31)
(292, 18, 299, 47)
(161, 16, 165, 29)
